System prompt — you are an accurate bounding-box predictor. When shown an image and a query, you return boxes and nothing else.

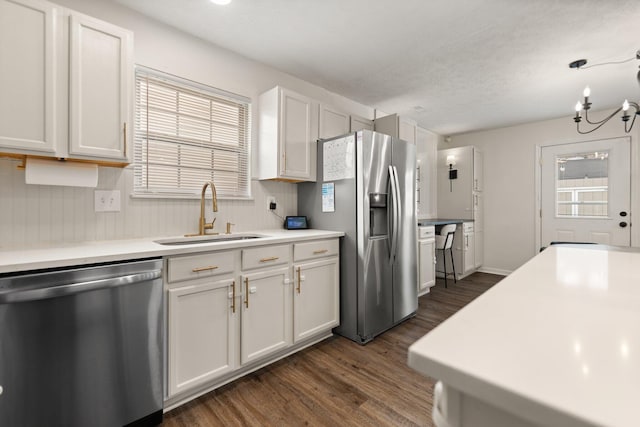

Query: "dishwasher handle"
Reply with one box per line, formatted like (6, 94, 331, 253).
(0, 270, 162, 303)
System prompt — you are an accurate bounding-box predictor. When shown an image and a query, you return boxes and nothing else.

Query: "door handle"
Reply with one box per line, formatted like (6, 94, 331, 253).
(619, 221, 628, 228)
(620, 211, 628, 217)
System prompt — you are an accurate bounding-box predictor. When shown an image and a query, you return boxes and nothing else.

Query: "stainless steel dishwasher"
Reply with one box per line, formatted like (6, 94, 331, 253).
(0, 258, 164, 427)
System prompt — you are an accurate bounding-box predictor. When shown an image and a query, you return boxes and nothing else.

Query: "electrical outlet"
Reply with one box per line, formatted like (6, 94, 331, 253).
(267, 196, 276, 210)
(95, 190, 121, 212)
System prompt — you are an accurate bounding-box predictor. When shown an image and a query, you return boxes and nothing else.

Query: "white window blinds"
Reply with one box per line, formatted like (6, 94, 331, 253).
(134, 67, 251, 198)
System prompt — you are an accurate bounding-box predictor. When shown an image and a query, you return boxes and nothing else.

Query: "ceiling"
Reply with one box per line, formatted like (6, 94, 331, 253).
(113, 0, 640, 136)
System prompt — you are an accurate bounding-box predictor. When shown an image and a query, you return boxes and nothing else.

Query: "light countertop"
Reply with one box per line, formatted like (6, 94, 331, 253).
(408, 245, 640, 427)
(0, 229, 344, 274)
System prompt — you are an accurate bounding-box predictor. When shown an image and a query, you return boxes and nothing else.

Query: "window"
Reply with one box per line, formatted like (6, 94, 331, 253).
(134, 67, 251, 198)
(555, 151, 608, 217)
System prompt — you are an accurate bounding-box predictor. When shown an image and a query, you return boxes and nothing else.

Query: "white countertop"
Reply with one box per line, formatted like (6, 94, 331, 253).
(0, 229, 344, 274)
(408, 245, 640, 427)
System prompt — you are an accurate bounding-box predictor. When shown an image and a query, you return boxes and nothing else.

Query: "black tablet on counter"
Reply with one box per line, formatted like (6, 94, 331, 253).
(284, 216, 308, 230)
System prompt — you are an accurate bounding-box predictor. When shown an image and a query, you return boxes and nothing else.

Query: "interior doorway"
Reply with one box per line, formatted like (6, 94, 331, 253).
(540, 137, 631, 248)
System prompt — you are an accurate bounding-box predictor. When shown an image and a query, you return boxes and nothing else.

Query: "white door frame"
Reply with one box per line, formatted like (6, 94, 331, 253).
(534, 136, 638, 253)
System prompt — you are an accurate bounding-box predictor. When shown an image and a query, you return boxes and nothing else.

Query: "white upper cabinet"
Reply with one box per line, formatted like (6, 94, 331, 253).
(350, 114, 374, 132)
(416, 127, 438, 219)
(0, 0, 57, 154)
(374, 113, 417, 144)
(68, 13, 132, 161)
(0, 0, 132, 164)
(319, 104, 350, 140)
(258, 86, 318, 182)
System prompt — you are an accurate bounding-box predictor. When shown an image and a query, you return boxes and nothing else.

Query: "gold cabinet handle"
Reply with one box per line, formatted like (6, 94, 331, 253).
(296, 267, 302, 294)
(192, 265, 219, 273)
(244, 277, 249, 308)
(259, 256, 279, 263)
(313, 249, 328, 255)
(230, 281, 236, 313)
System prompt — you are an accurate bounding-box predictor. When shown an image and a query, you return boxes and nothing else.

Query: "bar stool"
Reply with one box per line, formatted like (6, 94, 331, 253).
(435, 224, 457, 288)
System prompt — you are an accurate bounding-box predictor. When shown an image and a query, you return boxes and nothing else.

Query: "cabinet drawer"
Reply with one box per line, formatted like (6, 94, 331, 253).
(242, 244, 290, 270)
(294, 239, 339, 262)
(168, 251, 235, 283)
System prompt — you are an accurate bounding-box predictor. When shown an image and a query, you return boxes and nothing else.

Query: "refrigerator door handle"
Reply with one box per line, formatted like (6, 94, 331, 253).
(388, 165, 400, 262)
(392, 165, 401, 261)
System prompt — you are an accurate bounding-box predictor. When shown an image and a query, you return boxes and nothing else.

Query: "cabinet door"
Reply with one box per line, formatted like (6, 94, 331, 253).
(418, 239, 436, 293)
(69, 13, 132, 161)
(319, 104, 349, 140)
(416, 127, 437, 218)
(279, 88, 316, 180)
(0, 0, 56, 154)
(398, 117, 417, 144)
(293, 258, 339, 342)
(475, 229, 484, 269)
(473, 149, 483, 192)
(167, 278, 237, 397)
(464, 232, 475, 273)
(350, 114, 373, 132)
(241, 267, 292, 365)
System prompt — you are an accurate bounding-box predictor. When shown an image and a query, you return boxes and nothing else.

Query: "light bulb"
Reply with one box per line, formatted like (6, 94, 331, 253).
(575, 101, 583, 112)
(623, 99, 630, 111)
(583, 86, 591, 97)
(210, 0, 232, 4)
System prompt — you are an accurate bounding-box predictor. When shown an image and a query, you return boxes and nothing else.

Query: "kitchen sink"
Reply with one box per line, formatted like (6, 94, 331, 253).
(154, 234, 266, 246)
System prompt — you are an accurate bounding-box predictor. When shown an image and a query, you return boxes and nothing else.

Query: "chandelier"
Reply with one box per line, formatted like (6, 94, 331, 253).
(570, 50, 640, 134)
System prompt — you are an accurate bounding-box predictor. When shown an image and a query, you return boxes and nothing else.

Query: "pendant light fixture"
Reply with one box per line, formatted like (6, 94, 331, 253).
(570, 50, 640, 134)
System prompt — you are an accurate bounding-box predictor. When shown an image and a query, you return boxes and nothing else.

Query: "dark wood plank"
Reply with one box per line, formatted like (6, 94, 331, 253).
(163, 272, 502, 427)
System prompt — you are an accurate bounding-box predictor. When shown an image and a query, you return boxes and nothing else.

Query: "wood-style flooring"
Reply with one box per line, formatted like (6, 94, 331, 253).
(162, 272, 502, 427)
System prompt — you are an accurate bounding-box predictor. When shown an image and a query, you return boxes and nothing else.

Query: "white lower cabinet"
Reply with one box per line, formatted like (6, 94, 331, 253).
(167, 278, 237, 397)
(165, 238, 340, 403)
(240, 267, 292, 365)
(418, 238, 436, 294)
(293, 258, 339, 342)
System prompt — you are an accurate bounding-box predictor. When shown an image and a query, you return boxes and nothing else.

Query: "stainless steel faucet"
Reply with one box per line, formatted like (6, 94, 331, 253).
(198, 181, 218, 235)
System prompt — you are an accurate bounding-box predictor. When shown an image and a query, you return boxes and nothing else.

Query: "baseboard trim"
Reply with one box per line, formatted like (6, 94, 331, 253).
(477, 267, 511, 276)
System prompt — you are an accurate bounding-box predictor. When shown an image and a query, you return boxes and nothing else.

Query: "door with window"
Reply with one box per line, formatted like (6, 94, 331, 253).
(541, 138, 631, 247)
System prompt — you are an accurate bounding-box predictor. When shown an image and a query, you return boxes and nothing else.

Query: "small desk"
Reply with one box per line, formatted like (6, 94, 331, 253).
(418, 218, 466, 227)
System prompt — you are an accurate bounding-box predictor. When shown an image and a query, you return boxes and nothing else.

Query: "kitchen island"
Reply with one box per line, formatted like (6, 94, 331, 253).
(408, 244, 640, 427)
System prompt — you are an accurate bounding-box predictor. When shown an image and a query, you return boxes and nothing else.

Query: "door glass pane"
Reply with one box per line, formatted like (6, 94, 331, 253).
(556, 151, 608, 218)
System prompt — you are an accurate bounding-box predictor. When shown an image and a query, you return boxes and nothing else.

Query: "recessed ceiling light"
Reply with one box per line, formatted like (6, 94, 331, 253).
(210, 0, 232, 5)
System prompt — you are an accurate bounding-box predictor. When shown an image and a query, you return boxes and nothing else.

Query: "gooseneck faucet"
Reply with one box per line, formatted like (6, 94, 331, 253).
(198, 181, 218, 235)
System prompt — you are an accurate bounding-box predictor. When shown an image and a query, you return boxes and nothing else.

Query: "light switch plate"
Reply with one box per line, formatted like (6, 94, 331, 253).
(95, 190, 121, 212)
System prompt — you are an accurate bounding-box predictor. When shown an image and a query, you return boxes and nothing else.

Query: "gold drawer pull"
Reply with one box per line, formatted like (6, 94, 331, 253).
(192, 265, 219, 273)
(259, 256, 279, 263)
(244, 278, 249, 308)
(313, 249, 328, 255)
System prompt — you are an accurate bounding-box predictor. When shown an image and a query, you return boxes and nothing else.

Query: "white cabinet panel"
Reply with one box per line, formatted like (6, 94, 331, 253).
(240, 267, 292, 364)
(350, 114, 373, 132)
(419, 238, 436, 293)
(69, 14, 132, 160)
(0, 0, 132, 163)
(417, 127, 437, 219)
(0, 0, 56, 153)
(293, 257, 339, 342)
(258, 86, 318, 181)
(319, 104, 349, 140)
(167, 278, 237, 396)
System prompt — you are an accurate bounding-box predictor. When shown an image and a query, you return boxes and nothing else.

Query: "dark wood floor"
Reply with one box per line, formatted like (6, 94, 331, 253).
(162, 272, 502, 427)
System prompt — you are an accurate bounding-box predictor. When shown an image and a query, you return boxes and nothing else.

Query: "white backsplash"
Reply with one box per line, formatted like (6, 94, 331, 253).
(0, 158, 297, 250)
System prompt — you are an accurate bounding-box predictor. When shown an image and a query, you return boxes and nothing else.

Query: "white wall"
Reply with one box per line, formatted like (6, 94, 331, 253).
(0, 0, 376, 249)
(446, 110, 640, 274)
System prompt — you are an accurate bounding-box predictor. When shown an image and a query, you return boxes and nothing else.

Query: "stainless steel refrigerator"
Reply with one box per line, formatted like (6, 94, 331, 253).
(298, 130, 417, 344)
